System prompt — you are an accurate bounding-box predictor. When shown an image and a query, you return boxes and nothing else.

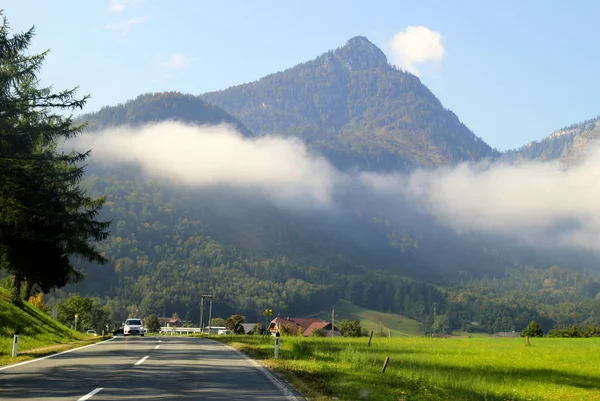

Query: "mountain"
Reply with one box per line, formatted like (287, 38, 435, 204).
(503, 116, 600, 163)
(61, 39, 600, 334)
(202, 36, 499, 171)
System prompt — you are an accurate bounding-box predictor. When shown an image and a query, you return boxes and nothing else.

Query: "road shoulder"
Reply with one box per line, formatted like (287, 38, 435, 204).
(203, 337, 306, 401)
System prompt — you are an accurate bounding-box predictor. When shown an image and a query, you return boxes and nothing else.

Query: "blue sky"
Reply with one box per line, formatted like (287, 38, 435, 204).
(3, 0, 599, 150)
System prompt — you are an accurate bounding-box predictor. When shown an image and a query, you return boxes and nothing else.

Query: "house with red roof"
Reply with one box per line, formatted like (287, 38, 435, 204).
(268, 316, 341, 337)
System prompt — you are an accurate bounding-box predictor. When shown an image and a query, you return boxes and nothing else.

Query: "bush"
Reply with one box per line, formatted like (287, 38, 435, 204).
(225, 314, 245, 334)
(520, 321, 543, 337)
(547, 325, 598, 338)
(339, 319, 362, 337)
(145, 314, 161, 332)
(311, 327, 327, 337)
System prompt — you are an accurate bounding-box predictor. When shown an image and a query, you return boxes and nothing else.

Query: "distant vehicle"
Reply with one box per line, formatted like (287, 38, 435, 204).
(217, 329, 231, 335)
(112, 327, 124, 336)
(86, 330, 97, 336)
(124, 318, 145, 337)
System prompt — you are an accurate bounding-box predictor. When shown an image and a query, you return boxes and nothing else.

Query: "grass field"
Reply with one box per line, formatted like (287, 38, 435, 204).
(215, 335, 600, 401)
(310, 299, 423, 337)
(0, 288, 100, 366)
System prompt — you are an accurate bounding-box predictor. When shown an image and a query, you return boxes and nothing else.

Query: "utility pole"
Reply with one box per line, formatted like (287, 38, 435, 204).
(200, 294, 214, 333)
(208, 296, 213, 336)
(331, 307, 335, 338)
(200, 297, 204, 329)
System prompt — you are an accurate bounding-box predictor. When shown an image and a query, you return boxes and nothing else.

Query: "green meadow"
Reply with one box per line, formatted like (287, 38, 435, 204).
(215, 335, 600, 401)
(311, 299, 423, 337)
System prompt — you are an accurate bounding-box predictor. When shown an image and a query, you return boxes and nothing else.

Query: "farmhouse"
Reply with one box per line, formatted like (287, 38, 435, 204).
(159, 316, 183, 327)
(268, 316, 341, 337)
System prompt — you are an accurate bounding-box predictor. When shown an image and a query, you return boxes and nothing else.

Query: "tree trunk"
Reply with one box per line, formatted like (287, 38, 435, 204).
(11, 273, 23, 303)
(23, 279, 33, 300)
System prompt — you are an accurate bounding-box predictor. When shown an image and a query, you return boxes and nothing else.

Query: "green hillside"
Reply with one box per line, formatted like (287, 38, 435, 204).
(310, 299, 423, 337)
(0, 288, 89, 364)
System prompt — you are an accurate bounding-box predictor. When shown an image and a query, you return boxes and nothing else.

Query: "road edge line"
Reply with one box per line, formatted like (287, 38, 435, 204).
(205, 338, 304, 401)
(77, 387, 103, 401)
(0, 337, 115, 372)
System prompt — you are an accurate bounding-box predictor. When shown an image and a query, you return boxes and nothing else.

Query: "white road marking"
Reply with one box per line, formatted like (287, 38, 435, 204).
(154, 345, 160, 349)
(206, 339, 302, 401)
(0, 337, 115, 372)
(77, 388, 103, 400)
(134, 355, 149, 366)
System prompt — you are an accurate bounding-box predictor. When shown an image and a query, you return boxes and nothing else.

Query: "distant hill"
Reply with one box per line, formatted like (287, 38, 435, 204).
(77, 91, 252, 137)
(503, 116, 600, 163)
(309, 299, 423, 337)
(202, 36, 499, 171)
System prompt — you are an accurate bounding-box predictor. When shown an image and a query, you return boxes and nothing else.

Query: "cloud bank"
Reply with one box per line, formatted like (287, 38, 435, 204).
(72, 121, 600, 252)
(389, 26, 445, 75)
(72, 122, 338, 208)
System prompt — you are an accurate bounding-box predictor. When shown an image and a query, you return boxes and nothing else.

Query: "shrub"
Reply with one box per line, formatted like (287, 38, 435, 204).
(311, 328, 327, 337)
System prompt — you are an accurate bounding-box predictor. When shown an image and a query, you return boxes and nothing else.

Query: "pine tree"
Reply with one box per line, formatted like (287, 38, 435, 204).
(0, 11, 110, 300)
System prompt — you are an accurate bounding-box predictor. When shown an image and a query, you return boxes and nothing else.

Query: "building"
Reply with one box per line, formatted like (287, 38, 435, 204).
(159, 317, 183, 327)
(268, 316, 341, 337)
(241, 323, 259, 334)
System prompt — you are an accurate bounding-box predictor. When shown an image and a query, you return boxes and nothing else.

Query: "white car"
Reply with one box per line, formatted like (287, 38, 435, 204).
(123, 318, 145, 337)
(86, 330, 97, 336)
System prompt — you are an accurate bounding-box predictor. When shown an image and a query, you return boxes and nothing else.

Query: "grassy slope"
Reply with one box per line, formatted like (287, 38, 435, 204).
(216, 335, 600, 401)
(309, 299, 423, 337)
(0, 288, 99, 365)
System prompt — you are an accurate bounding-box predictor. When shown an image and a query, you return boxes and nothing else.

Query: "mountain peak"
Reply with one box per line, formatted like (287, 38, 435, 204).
(334, 36, 388, 70)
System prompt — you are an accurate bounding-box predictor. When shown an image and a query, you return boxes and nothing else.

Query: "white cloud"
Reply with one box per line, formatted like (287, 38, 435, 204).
(389, 26, 445, 75)
(108, 0, 140, 12)
(165, 53, 188, 71)
(72, 122, 338, 208)
(69, 121, 600, 252)
(104, 17, 147, 35)
(361, 145, 600, 251)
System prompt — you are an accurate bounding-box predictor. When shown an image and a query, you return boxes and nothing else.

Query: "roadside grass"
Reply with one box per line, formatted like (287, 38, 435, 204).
(310, 299, 423, 337)
(213, 335, 600, 401)
(0, 288, 103, 366)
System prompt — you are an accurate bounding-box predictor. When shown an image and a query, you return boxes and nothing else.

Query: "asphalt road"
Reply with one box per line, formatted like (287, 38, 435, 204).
(0, 336, 304, 400)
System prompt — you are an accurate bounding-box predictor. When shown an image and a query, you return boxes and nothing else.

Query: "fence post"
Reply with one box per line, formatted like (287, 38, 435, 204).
(382, 356, 390, 373)
(12, 331, 19, 358)
(368, 331, 373, 346)
(274, 331, 280, 359)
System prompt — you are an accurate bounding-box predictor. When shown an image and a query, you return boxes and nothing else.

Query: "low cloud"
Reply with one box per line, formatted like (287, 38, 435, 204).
(165, 53, 188, 71)
(389, 26, 445, 75)
(72, 122, 338, 208)
(71, 121, 600, 252)
(361, 147, 600, 251)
